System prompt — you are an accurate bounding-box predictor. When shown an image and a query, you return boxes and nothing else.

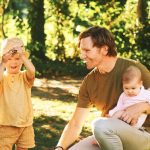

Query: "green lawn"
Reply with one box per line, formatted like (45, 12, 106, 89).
(31, 77, 99, 150)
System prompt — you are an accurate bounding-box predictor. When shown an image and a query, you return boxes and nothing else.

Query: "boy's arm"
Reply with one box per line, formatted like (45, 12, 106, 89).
(56, 107, 90, 150)
(20, 54, 35, 81)
(0, 62, 4, 81)
(0, 62, 4, 94)
(0, 52, 11, 81)
(17, 46, 35, 81)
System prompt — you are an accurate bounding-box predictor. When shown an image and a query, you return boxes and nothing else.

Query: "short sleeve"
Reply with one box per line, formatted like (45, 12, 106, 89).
(22, 71, 35, 88)
(0, 80, 2, 95)
(135, 62, 150, 88)
(77, 76, 92, 108)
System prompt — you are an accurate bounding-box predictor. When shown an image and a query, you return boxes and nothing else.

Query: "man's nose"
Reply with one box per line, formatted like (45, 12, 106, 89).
(80, 51, 86, 59)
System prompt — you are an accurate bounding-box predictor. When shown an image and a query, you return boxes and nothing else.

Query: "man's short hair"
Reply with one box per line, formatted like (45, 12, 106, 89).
(78, 26, 117, 56)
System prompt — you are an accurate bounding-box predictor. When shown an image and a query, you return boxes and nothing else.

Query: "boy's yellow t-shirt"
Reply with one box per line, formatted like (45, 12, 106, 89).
(0, 71, 34, 127)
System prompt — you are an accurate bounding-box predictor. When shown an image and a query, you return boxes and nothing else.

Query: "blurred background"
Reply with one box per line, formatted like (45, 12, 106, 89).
(0, 0, 149, 77)
(0, 0, 150, 149)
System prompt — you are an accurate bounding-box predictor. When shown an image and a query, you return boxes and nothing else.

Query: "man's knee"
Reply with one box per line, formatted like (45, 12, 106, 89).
(92, 118, 122, 135)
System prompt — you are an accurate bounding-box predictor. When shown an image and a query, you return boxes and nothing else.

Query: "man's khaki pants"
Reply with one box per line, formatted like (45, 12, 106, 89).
(69, 118, 150, 150)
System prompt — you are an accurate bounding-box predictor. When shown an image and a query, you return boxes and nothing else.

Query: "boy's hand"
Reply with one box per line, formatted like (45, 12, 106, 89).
(2, 52, 12, 63)
(14, 46, 24, 57)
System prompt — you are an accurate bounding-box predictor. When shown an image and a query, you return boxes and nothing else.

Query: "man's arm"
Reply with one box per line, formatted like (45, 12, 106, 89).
(56, 107, 90, 150)
(120, 102, 150, 125)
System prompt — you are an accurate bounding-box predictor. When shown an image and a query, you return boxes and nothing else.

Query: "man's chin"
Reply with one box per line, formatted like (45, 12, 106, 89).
(86, 65, 94, 70)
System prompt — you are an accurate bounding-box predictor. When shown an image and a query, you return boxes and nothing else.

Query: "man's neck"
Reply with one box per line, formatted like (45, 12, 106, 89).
(98, 56, 117, 74)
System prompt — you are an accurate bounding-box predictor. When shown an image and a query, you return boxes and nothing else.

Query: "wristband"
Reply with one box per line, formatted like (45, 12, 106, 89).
(54, 146, 64, 150)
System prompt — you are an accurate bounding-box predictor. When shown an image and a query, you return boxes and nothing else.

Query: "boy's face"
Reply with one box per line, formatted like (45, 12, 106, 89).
(123, 79, 142, 97)
(4, 53, 23, 74)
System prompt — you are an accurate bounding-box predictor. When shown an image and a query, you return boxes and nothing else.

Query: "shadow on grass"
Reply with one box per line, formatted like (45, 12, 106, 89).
(31, 115, 92, 150)
(32, 87, 77, 103)
(31, 115, 66, 150)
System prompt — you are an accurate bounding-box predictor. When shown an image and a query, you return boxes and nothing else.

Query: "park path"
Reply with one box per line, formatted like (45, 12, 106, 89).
(34, 76, 82, 95)
(32, 76, 83, 117)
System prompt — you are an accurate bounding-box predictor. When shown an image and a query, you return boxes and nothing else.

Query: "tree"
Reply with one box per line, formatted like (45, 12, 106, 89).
(0, 0, 9, 38)
(133, 0, 150, 68)
(28, 0, 46, 60)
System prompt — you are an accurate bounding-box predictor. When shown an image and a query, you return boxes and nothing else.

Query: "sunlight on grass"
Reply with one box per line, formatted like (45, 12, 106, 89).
(32, 97, 76, 120)
(31, 77, 101, 149)
(32, 97, 100, 133)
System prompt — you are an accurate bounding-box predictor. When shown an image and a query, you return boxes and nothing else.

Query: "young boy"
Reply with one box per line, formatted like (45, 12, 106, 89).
(108, 65, 150, 128)
(0, 37, 35, 150)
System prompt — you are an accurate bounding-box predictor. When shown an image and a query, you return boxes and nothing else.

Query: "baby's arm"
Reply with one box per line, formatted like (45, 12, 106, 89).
(111, 110, 125, 119)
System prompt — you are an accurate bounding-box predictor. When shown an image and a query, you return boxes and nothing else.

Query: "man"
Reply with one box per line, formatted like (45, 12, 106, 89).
(55, 26, 150, 150)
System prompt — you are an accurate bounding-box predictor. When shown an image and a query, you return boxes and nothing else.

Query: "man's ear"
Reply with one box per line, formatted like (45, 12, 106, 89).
(101, 45, 108, 56)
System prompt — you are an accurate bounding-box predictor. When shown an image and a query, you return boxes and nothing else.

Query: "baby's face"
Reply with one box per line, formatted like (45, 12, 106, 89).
(123, 79, 142, 97)
(4, 53, 23, 74)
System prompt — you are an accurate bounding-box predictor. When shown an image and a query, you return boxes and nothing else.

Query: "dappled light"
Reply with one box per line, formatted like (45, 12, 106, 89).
(31, 115, 67, 150)
(32, 77, 82, 102)
(31, 77, 99, 149)
(0, 1, 149, 149)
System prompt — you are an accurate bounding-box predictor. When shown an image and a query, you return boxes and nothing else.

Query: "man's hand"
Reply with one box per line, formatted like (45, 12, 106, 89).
(120, 102, 148, 125)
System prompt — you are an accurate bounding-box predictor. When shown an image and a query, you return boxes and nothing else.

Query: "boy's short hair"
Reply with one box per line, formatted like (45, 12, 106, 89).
(122, 66, 142, 83)
(0, 37, 29, 58)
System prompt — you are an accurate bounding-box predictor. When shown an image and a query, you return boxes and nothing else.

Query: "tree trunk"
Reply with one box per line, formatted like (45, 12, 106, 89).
(28, 0, 46, 59)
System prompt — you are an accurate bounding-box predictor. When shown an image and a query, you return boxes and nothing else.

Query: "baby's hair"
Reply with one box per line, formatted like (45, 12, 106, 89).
(122, 66, 142, 83)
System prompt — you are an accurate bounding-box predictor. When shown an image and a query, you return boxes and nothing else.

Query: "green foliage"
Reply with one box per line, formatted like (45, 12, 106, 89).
(0, 0, 149, 75)
(33, 57, 89, 77)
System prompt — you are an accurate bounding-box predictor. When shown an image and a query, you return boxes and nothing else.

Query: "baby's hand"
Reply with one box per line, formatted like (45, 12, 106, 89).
(111, 110, 125, 119)
(91, 139, 98, 145)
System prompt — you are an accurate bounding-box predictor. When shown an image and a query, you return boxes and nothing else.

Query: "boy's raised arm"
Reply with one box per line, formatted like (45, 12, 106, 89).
(0, 62, 4, 81)
(21, 54, 35, 80)
(17, 47, 35, 81)
(0, 52, 11, 81)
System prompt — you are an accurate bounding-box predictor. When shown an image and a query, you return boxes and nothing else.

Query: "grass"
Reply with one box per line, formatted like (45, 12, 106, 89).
(31, 76, 99, 150)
